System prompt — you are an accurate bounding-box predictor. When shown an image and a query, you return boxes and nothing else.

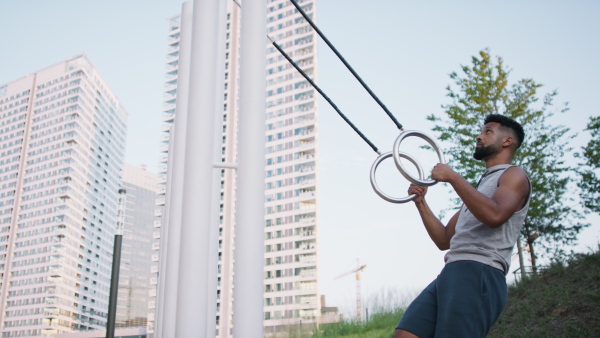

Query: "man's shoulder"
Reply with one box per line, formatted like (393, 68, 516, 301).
(483, 165, 528, 184)
(502, 166, 528, 180)
(499, 166, 531, 195)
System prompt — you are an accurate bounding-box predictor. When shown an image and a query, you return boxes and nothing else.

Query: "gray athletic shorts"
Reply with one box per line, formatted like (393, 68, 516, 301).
(396, 261, 507, 338)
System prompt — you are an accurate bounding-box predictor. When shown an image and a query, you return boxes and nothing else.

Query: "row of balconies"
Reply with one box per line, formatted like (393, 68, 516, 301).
(265, 298, 317, 308)
(297, 216, 316, 224)
(297, 165, 315, 174)
(297, 178, 316, 186)
(295, 128, 315, 138)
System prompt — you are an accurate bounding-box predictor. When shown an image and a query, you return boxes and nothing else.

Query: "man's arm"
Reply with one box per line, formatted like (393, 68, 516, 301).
(431, 164, 529, 228)
(408, 184, 460, 251)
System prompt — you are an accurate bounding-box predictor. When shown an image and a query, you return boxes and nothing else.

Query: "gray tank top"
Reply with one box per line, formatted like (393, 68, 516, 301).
(444, 164, 531, 275)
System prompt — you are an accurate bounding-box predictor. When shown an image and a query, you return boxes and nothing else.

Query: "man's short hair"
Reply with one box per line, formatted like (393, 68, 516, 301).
(484, 114, 525, 149)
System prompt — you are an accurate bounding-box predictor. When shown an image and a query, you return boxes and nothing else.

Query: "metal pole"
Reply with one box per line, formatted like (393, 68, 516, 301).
(232, 0, 267, 335)
(356, 269, 362, 323)
(206, 1, 228, 336)
(106, 188, 127, 338)
(175, 0, 221, 335)
(517, 236, 526, 281)
(160, 3, 193, 338)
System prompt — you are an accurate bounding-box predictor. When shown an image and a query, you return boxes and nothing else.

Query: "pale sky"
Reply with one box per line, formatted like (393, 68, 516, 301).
(1, 0, 599, 319)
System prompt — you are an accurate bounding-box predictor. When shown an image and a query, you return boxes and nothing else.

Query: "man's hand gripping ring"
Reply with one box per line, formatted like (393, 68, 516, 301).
(370, 130, 446, 203)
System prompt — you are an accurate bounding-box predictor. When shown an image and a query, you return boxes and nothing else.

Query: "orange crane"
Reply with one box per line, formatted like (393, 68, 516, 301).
(334, 259, 367, 322)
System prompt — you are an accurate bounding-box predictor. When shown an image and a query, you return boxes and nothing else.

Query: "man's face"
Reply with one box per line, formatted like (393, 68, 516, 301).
(473, 122, 503, 160)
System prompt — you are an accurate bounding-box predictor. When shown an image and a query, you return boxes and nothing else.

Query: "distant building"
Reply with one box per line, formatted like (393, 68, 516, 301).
(117, 164, 157, 329)
(152, 0, 321, 336)
(320, 295, 342, 324)
(0, 54, 128, 337)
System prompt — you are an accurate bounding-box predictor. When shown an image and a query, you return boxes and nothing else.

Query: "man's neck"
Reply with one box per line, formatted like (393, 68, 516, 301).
(483, 153, 513, 168)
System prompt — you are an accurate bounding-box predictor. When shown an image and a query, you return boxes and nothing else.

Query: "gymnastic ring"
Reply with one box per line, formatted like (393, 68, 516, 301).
(393, 130, 445, 186)
(370, 151, 425, 203)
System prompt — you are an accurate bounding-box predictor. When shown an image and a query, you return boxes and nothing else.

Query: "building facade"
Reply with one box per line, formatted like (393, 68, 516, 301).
(153, 0, 320, 335)
(117, 164, 157, 329)
(0, 54, 128, 337)
(262, 0, 321, 332)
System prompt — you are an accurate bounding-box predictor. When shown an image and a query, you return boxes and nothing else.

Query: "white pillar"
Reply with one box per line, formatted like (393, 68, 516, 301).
(206, 0, 228, 336)
(161, 2, 193, 338)
(233, 0, 267, 336)
(175, 0, 221, 336)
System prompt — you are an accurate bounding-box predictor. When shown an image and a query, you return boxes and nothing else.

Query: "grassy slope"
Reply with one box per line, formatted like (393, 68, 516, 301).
(311, 250, 599, 338)
(489, 250, 600, 337)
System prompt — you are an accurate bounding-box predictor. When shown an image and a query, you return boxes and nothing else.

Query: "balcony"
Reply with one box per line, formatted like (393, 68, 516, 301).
(161, 124, 172, 133)
(64, 132, 81, 145)
(296, 153, 316, 162)
(297, 216, 316, 224)
(301, 230, 315, 237)
(165, 62, 179, 72)
(162, 114, 175, 124)
(298, 270, 316, 278)
(167, 44, 180, 53)
(164, 73, 178, 83)
(297, 129, 315, 138)
(299, 243, 315, 251)
(294, 48, 314, 58)
(297, 179, 316, 186)
(294, 116, 314, 125)
(163, 93, 177, 103)
(160, 134, 171, 143)
(166, 53, 179, 64)
(57, 187, 73, 199)
(297, 166, 315, 174)
(298, 256, 316, 264)
(298, 194, 316, 203)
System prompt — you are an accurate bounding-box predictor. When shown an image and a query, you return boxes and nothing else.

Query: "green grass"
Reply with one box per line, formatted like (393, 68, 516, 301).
(294, 249, 600, 337)
(313, 309, 404, 338)
(489, 249, 600, 337)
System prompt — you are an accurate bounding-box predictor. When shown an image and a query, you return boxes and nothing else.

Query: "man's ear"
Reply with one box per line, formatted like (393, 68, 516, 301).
(502, 136, 514, 148)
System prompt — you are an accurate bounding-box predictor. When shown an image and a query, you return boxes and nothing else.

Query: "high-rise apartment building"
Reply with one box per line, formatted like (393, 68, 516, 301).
(147, 14, 179, 333)
(117, 164, 157, 329)
(262, 0, 320, 332)
(0, 54, 128, 337)
(153, 0, 320, 335)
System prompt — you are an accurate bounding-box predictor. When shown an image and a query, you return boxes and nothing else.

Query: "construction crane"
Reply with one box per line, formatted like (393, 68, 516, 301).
(334, 259, 367, 322)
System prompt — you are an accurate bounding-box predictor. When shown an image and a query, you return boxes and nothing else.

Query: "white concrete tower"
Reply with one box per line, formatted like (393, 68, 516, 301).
(0, 54, 128, 337)
(153, 0, 321, 335)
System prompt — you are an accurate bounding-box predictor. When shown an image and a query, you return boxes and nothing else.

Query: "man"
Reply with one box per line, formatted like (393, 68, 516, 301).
(394, 114, 531, 338)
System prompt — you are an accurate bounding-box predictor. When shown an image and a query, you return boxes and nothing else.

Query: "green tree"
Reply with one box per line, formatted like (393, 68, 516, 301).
(427, 49, 589, 271)
(578, 116, 600, 213)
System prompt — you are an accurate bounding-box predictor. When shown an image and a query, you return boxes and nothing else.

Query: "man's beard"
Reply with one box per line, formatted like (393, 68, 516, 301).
(473, 144, 497, 160)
